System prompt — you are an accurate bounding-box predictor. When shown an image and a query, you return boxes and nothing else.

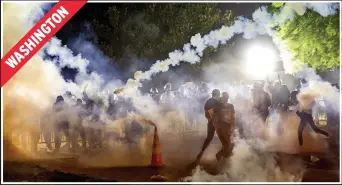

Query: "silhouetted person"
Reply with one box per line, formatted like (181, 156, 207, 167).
(290, 90, 299, 106)
(40, 111, 53, 152)
(296, 110, 329, 146)
(269, 81, 281, 108)
(196, 89, 221, 162)
(296, 95, 329, 146)
(252, 83, 271, 122)
(278, 84, 290, 111)
(71, 98, 87, 151)
(53, 95, 71, 153)
(89, 114, 105, 148)
(107, 94, 117, 120)
(215, 92, 236, 161)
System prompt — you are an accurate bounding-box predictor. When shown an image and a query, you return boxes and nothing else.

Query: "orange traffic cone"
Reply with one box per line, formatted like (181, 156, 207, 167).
(149, 126, 163, 167)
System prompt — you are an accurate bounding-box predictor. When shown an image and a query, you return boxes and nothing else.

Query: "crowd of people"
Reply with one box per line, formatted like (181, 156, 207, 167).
(195, 78, 340, 163)
(25, 78, 339, 157)
(29, 82, 210, 153)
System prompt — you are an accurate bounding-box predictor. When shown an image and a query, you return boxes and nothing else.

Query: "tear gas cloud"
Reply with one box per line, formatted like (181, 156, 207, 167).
(184, 139, 305, 182)
(122, 2, 339, 93)
(3, 2, 126, 161)
(3, 2, 340, 182)
(3, 2, 71, 159)
(68, 35, 123, 82)
(182, 3, 339, 182)
(3, 2, 206, 166)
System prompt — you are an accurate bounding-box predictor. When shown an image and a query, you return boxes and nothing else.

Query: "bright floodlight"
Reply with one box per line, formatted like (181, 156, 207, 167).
(244, 45, 277, 79)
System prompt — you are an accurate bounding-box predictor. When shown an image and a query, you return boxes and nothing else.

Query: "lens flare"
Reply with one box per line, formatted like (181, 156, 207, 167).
(244, 46, 277, 79)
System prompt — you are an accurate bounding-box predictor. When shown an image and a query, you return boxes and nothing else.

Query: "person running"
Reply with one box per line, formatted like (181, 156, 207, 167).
(296, 93, 329, 146)
(196, 89, 221, 163)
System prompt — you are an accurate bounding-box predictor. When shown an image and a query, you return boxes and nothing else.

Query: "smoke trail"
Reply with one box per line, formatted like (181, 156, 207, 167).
(4, 2, 169, 167)
(3, 2, 339, 181)
(174, 3, 338, 182)
(118, 2, 339, 94)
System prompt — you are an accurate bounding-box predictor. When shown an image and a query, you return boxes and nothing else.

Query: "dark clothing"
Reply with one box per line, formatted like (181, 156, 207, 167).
(253, 91, 271, 122)
(84, 100, 95, 116)
(196, 98, 221, 162)
(214, 102, 236, 160)
(290, 90, 299, 106)
(296, 111, 329, 146)
(107, 102, 117, 118)
(197, 120, 216, 161)
(204, 98, 221, 111)
(204, 98, 221, 119)
(278, 86, 290, 110)
(269, 87, 280, 108)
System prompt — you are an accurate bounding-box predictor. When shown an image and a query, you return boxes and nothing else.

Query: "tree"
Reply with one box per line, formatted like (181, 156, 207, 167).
(268, 3, 340, 71)
(90, 4, 234, 75)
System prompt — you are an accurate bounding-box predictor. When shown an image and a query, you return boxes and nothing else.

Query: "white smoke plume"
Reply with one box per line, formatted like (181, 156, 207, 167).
(296, 65, 340, 114)
(3, 2, 339, 182)
(3, 2, 126, 162)
(3, 2, 203, 168)
(175, 2, 339, 182)
(118, 2, 339, 94)
(183, 139, 305, 182)
(3, 2, 72, 159)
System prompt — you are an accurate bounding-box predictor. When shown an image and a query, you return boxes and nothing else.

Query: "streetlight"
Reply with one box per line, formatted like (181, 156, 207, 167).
(244, 45, 278, 79)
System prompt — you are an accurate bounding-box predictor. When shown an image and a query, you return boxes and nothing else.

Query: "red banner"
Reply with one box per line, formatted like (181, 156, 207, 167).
(1, 1, 87, 87)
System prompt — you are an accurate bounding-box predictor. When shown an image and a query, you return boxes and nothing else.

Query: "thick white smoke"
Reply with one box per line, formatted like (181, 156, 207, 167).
(3, 2, 127, 162)
(183, 139, 305, 182)
(177, 2, 339, 182)
(3, 2, 204, 167)
(3, 2, 73, 159)
(3, 2, 339, 182)
(118, 2, 339, 94)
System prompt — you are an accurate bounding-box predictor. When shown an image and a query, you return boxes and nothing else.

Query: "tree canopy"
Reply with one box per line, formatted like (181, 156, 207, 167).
(269, 3, 340, 72)
(90, 4, 233, 74)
